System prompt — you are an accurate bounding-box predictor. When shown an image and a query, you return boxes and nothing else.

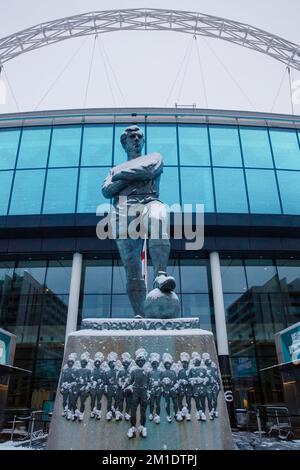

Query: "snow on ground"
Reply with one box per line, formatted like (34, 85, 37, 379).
(233, 431, 300, 450)
(1, 432, 300, 450)
(0, 441, 33, 450)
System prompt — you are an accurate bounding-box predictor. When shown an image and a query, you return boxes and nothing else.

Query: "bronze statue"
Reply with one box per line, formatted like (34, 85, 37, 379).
(102, 125, 179, 318)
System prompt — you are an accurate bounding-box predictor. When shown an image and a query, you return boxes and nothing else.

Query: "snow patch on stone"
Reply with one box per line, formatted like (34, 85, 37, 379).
(70, 328, 212, 337)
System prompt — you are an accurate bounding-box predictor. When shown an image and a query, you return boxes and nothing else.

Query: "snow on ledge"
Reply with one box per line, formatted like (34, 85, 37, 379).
(70, 328, 213, 337)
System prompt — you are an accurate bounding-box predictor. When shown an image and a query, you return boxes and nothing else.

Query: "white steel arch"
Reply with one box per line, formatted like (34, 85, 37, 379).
(0, 8, 299, 70)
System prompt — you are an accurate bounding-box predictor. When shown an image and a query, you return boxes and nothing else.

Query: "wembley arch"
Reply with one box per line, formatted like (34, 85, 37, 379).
(0, 8, 299, 70)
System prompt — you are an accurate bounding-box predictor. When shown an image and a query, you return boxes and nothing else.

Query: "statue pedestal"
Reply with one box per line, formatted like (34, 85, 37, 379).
(47, 318, 233, 450)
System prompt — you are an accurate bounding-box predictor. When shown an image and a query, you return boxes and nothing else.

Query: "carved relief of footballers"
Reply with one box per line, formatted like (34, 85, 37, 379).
(127, 348, 150, 438)
(90, 352, 105, 420)
(148, 353, 162, 424)
(60, 353, 77, 420)
(177, 352, 192, 421)
(202, 353, 220, 420)
(116, 352, 133, 422)
(189, 352, 208, 422)
(61, 348, 221, 431)
(74, 352, 92, 422)
(161, 353, 179, 422)
(104, 352, 118, 421)
(211, 361, 221, 418)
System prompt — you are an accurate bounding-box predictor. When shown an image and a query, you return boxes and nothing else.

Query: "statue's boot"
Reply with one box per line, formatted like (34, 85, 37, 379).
(148, 239, 176, 291)
(154, 271, 176, 292)
(127, 278, 146, 317)
(148, 238, 173, 282)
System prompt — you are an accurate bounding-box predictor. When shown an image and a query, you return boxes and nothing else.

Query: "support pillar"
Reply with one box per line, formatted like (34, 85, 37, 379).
(65, 252, 82, 342)
(209, 251, 236, 427)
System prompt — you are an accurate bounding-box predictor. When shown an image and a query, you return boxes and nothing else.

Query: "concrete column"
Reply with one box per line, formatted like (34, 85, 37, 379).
(209, 251, 236, 427)
(209, 251, 229, 355)
(65, 252, 83, 342)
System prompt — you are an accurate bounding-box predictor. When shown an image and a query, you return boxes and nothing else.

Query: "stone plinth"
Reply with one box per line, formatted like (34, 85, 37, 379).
(47, 318, 233, 450)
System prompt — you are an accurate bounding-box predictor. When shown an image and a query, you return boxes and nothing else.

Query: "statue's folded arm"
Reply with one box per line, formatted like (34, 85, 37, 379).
(112, 153, 163, 182)
(101, 171, 127, 199)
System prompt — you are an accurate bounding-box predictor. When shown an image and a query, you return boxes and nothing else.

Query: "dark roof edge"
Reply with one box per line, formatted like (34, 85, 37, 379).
(0, 107, 299, 128)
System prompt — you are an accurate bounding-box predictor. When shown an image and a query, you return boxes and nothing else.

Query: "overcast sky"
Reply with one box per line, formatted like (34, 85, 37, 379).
(0, 0, 299, 115)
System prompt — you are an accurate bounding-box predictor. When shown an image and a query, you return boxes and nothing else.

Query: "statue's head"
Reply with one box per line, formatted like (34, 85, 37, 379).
(107, 351, 117, 369)
(80, 352, 90, 368)
(121, 352, 131, 368)
(180, 352, 190, 369)
(202, 352, 212, 367)
(94, 351, 104, 368)
(67, 352, 77, 367)
(120, 125, 144, 160)
(135, 348, 147, 368)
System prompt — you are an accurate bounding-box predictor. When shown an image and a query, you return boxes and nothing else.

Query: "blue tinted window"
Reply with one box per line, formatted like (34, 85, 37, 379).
(112, 260, 127, 293)
(82, 260, 112, 294)
(45, 260, 72, 294)
(181, 294, 211, 329)
(111, 294, 132, 318)
(240, 127, 273, 168)
(180, 167, 214, 212)
(214, 168, 248, 213)
(81, 125, 113, 166)
(14, 260, 46, 287)
(159, 167, 180, 206)
(178, 125, 210, 165)
(17, 127, 51, 169)
(81, 294, 110, 319)
(245, 260, 279, 292)
(246, 169, 281, 214)
(221, 260, 247, 292)
(114, 124, 145, 165)
(210, 126, 242, 167)
(49, 126, 81, 167)
(270, 129, 300, 170)
(0, 129, 21, 170)
(77, 167, 109, 213)
(43, 168, 78, 214)
(147, 125, 178, 165)
(180, 260, 209, 293)
(0, 171, 13, 214)
(9, 169, 45, 215)
(277, 170, 300, 215)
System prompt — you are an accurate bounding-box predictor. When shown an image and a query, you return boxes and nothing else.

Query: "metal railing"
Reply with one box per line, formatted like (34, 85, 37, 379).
(235, 406, 298, 441)
(1, 410, 51, 447)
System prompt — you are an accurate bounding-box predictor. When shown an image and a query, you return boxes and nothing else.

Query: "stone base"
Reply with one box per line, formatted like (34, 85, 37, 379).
(47, 318, 233, 450)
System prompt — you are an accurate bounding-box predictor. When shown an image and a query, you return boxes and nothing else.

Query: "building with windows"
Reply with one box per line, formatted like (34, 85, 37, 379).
(0, 106, 300, 414)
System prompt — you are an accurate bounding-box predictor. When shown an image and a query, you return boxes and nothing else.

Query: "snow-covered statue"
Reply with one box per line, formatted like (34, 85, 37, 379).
(104, 351, 119, 421)
(102, 125, 179, 318)
(161, 352, 179, 423)
(127, 348, 149, 439)
(60, 353, 77, 420)
(115, 352, 133, 422)
(148, 352, 162, 424)
(90, 352, 105, 420)
(177, 352, 192, 421)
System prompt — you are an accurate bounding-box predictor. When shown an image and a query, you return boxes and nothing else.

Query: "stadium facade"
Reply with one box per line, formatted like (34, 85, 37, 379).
(0, 106, 300, 416)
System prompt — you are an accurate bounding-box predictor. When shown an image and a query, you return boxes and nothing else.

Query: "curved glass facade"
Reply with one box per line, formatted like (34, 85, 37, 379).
(0, 122, 299, 216)
(1, 109, 300, 417)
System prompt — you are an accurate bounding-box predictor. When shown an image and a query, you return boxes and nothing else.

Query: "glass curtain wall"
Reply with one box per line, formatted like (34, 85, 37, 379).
(0, 259, 71, 409)
(2, 256, 300, 411)
(221, 258, 300, 408)
(79, 258, 213, 331)
(0, 124, 299, 216)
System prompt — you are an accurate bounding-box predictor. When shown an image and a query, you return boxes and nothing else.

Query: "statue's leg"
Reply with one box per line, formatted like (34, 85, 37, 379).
(143, 201, 171, 280)
(115, 238, 146, 317)
(148, 238, 171, 280)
